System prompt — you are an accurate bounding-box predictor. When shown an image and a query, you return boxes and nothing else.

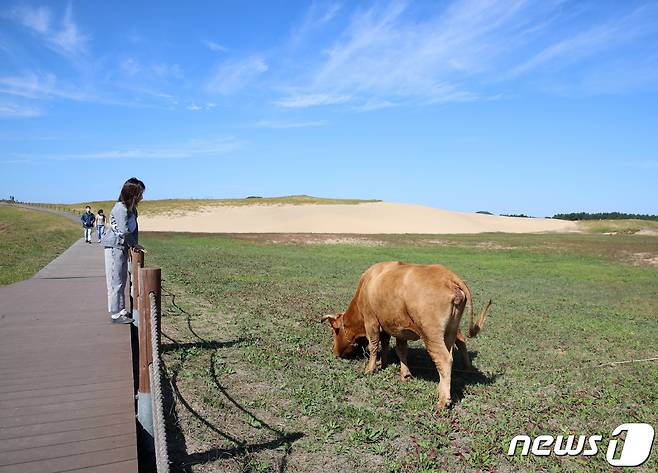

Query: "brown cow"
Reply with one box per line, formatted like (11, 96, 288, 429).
(321, 262, 491, 409)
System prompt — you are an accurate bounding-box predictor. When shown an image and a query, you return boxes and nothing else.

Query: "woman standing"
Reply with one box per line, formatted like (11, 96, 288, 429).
(102, 178, 146, 324)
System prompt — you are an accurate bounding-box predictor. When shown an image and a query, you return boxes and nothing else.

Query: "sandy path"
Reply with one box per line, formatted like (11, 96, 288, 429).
(139, 202, 577, 234)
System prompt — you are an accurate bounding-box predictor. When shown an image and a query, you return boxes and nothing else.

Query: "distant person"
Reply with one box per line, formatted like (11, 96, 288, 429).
(80, 206, 96, 243)
(96, 209, 106, 242)
(102, 178, 146, 324)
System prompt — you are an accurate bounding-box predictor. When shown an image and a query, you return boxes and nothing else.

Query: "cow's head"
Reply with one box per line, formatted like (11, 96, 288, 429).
(320, 312, 359, 357)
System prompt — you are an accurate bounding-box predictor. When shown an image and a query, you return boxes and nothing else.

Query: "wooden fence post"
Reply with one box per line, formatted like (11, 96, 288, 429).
(130, 249, 144, 320)
(137, 266, 161, 444)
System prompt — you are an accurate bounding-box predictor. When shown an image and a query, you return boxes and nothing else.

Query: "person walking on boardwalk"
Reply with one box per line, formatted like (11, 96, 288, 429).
(102, 178, 146, 324)
(96, 209, 106, 243)
(80, 206, 95, 243)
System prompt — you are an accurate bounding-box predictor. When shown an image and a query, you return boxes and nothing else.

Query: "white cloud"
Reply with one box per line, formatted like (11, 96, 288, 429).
(276, 0, 532, 107)
(0, 72, 93, 101)
(120, 58, 141, 76)
(152, 62, 183, 79)
(509, 5, 658, 78)
(354, 98, 395, 111)
(207, 56, 268, 95)
(273, 93, 349, 108)
(11, 4, 51, 33)
(0, 68, 192, 113)
(318, 3, 342, 24)
(0, 102, 43, 118)
(0, 158, 34, 164)
(48, 137, 243, 160)
(290, 2, 342, 47)
(279, 0, 658, 106)
(203, 40, 227, 52)
(251, 119, 326, 129)
(51, 2, 87, 54)
(0, 71, 188, 112)
(186, 102, 217, 111)
(9, 2, 88, 56)
(309, 0, 527, 104)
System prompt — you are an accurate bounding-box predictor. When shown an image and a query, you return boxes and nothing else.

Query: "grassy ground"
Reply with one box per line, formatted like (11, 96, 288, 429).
(21, 195, 382, 217)
(140, 231, 658, 472)
(577, 219, 658, 234)
(0, 205, 80, 285)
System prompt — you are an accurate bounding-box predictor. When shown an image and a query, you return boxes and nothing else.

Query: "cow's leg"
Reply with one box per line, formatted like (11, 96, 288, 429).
(380, 331, 391, 368)
(425, 337, 453, 409)
(395, 338, 412, 381)
(364, 323, 380, 374)
(454, 329, 472, 371)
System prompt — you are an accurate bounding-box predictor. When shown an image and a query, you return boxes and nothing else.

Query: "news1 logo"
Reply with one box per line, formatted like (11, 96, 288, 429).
(507, 423, 655, 467)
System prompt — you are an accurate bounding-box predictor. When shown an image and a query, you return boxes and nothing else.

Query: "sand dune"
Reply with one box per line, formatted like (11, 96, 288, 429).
(139, 202, 577, 234)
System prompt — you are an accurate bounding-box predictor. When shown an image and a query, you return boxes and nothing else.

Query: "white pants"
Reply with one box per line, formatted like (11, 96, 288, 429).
(84, 227, 93, 242)
(104, 247, 128, 313)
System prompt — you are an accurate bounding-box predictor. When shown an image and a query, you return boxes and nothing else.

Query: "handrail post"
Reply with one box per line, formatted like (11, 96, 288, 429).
(129, 249, 144, 324)
(137, 266, 161, 450)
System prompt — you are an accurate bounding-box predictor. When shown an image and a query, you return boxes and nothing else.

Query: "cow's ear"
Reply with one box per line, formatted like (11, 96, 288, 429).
(320, 313, 340, 327)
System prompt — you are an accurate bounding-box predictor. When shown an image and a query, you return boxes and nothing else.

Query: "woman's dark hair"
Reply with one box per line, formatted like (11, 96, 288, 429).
(118, 177, 146, 211)
(98, 209, 104, 215)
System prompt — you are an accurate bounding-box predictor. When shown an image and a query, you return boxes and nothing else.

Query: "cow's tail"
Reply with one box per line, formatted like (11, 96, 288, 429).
(457, 280, 492, 338)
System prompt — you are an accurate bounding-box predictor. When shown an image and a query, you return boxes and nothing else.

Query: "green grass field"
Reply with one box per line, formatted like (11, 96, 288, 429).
(0, 205, 81, 285)
(140, 231, 658, 472)
(577, 219, 658, 234)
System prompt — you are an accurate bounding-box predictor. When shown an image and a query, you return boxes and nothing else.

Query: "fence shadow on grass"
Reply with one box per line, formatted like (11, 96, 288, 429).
(162, 363, 303, 472)
(160, 285, 304, 473)
(160, 338, 242, 353)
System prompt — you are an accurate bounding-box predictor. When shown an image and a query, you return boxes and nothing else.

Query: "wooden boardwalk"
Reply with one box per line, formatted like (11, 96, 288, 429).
(0, 238, 138, 473)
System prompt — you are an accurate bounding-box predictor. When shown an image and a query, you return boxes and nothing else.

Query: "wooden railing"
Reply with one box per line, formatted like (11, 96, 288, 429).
(128, 249, 169, 473)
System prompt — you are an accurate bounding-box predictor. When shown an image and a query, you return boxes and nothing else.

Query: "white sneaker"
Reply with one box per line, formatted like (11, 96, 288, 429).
(111, 308, 129, 319)
(111, 314, 133, 324)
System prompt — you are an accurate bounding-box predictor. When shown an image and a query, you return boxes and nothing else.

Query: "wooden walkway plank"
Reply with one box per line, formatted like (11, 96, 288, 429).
(0, 446, 137, 473)
(0, 413, 131, 441)
(0, 421, 135, 454)
(0, 239, 138, 473)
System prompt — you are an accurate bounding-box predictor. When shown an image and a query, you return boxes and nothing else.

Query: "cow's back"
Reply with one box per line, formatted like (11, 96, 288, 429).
(358, 262, 462, 340)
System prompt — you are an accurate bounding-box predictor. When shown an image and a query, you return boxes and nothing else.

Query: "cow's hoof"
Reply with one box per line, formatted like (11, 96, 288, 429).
(400, 373, 413, 382)
(436, 398, 452, 410)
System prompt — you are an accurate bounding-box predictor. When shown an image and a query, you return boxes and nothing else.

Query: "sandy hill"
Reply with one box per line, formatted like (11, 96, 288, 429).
(138, 201, 576, 234)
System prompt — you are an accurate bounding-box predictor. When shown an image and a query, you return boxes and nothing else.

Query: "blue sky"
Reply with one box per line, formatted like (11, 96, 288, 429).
(1, 0, 657, 216)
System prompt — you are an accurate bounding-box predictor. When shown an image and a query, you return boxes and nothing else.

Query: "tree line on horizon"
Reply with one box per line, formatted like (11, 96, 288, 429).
(476, 210, 658, 220)
(552, 212, 658, 221)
